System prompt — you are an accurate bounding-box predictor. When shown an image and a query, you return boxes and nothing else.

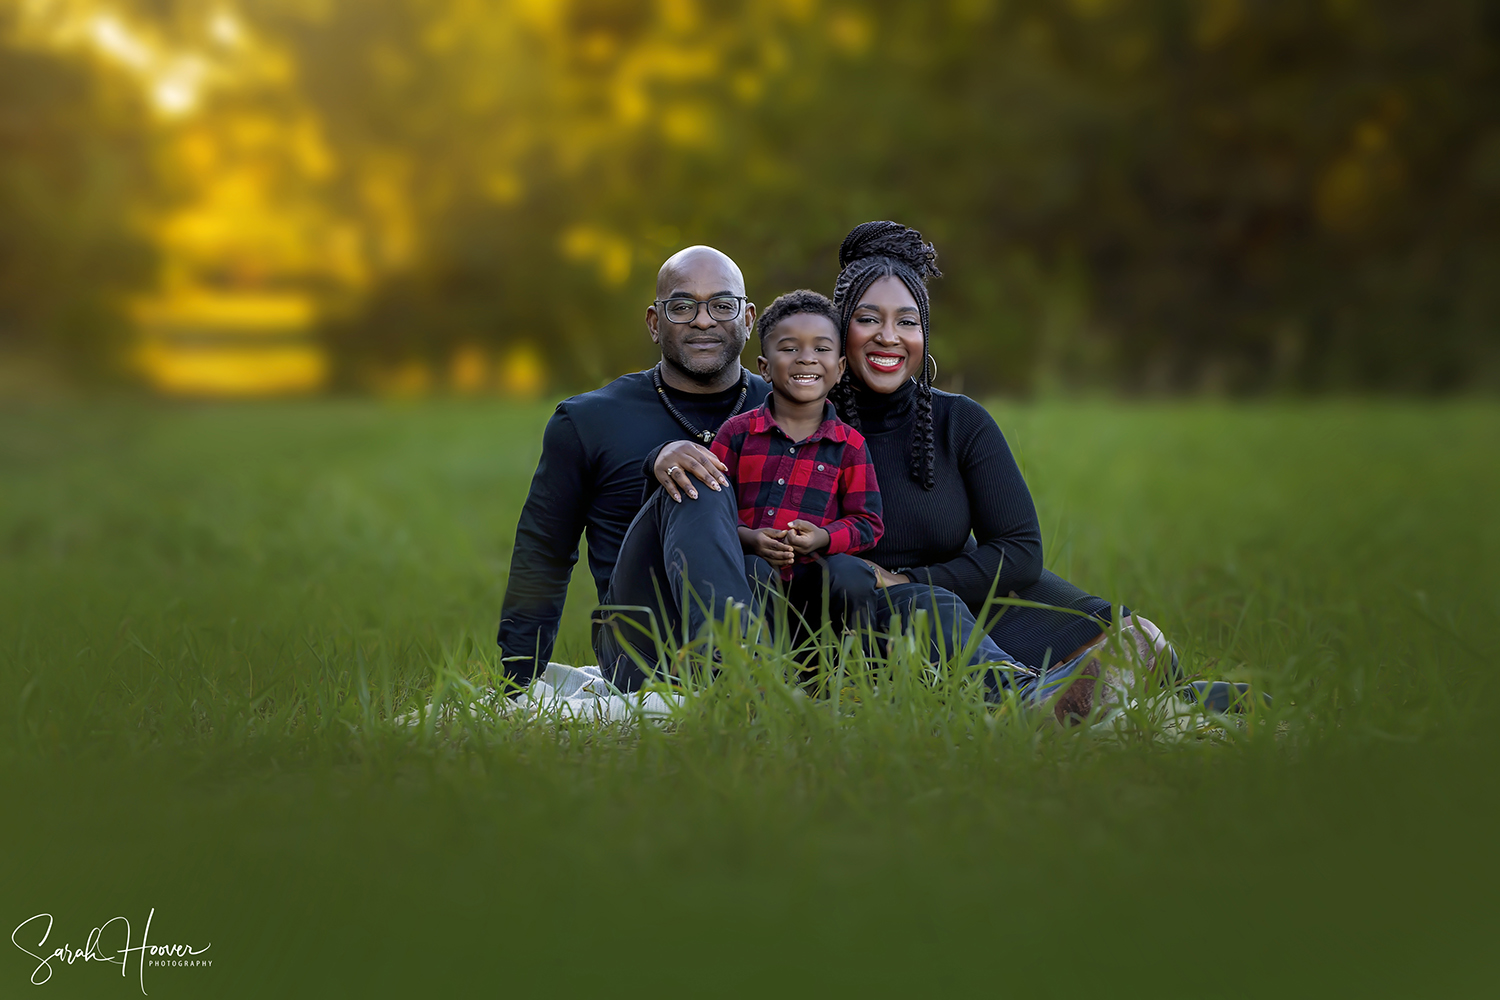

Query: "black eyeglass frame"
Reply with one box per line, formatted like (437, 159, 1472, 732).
(652, 295, 748, 324)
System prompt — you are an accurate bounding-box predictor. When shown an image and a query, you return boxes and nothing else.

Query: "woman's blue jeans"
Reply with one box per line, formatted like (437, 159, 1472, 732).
(866, 581, 1097, 705)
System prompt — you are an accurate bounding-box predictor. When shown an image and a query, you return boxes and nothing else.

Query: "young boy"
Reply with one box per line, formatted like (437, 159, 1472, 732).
(708, 292, 1083, 713)
(709, 290, 883, 637)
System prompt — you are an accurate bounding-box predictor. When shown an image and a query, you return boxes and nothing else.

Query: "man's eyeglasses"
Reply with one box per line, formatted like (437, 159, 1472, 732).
(654, 295, 746, 324)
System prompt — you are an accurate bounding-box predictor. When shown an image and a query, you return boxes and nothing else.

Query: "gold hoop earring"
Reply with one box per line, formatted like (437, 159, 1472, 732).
(925, 354, 939, 383)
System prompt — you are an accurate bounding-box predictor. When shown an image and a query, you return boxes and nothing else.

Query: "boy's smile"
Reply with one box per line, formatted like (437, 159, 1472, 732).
(758, 312, 845, 408)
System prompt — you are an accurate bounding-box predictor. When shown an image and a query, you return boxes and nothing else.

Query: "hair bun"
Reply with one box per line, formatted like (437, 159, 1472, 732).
(837, 221, 942, 280)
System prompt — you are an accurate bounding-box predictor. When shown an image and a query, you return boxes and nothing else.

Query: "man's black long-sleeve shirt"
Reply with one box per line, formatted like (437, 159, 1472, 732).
(497, 368, 770, 679)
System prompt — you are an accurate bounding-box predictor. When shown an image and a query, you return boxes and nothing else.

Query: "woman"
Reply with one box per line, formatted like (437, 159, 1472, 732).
(825, 221, 1174, 701)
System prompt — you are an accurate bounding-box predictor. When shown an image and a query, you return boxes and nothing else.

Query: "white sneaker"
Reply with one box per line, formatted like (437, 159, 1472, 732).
(1099, 614, 1179, 710)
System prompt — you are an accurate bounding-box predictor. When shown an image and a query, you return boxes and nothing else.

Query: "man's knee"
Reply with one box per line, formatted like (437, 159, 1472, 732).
(658, 485, 739, 581)
(658, 479, 737, 525)
(745, 553, 780, 590)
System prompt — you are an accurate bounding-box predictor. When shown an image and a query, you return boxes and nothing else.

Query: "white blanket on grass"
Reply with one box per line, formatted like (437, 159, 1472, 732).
(396, 662, 679, 728)
(509, 662, 680, 723)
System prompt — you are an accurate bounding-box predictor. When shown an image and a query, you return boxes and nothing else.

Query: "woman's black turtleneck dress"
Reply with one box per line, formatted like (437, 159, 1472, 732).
(851, 380, 1113, 667)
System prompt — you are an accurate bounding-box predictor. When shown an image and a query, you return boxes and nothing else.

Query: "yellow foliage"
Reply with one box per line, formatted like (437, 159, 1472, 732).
(137, 343, 327, 396)
(134, 292, 314, 330)
(628, 44, 719, 83)
(661, 103, 710, 148)
(1316, 119, 1404, 234)
(359, 156, 418, 271)
(778, 0, 819, 21)
(732, 70, 764, 104)
(449, 345, 490, 394)
(11, 0, 1465, 397)
(561, 226, 633, 287)
(827, 9, 873, 55)
(1067, 0, 1115, 19)
(612, 80, 650, 124)
(375, 360, 435, 399)
(1195, 0, 1242, 49)
(133, 290, 326, 396)
(139, 344, 326, 395)
(1356, 120, 1388, 152)
(498, 343, 547, 398)
(483, 172, 524, 204)
(660, 0, 702, 34)
(950, 0, 997, 24)
(513, 0, 566, 33)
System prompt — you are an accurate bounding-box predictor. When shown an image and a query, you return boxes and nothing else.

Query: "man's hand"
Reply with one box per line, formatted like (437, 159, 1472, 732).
(786, 520, 831, 557)
(655, 440, 731, 502)
(740, 525, 794, 567)
(862, 559, 910, 588)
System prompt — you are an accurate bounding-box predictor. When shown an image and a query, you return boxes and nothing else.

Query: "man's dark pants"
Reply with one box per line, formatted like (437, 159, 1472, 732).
(593, 485, 755, 690)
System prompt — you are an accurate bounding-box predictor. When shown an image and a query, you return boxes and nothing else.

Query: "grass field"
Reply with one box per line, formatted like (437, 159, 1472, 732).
(2, 397, 1497, 997)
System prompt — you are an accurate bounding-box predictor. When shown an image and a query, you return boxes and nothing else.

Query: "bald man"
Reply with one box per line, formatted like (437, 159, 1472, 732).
(498, 246, 771, 687)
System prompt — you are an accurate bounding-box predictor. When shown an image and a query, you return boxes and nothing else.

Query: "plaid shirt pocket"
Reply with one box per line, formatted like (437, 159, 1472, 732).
(792, 454, 841, 522)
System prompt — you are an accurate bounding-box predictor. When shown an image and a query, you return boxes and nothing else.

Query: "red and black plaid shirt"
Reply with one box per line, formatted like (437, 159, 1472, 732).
(710, 401, 883, 574)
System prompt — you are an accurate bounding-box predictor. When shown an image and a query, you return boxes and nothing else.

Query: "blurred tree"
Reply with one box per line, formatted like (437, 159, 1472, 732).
(3, 0, 1497, 393)
(0, 34, 153, 377)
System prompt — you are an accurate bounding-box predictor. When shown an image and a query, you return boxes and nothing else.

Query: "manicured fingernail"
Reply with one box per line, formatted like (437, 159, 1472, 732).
(711, 482, 721, 490)
(688, 490, 697, 498)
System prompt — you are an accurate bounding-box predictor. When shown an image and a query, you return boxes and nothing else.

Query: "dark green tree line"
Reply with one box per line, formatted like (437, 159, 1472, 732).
(0, 34, 154, 377)
(4, 0, 1497, 393)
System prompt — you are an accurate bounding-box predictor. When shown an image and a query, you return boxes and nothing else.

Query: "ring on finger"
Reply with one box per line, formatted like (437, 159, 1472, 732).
(666, 465, 680, 476)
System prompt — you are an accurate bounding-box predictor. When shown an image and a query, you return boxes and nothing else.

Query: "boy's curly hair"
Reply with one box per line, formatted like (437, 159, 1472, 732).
(755, 289, 841, 353)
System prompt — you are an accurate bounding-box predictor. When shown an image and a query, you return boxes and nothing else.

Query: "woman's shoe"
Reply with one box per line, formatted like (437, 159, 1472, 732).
(1117, 614, 1179, 676)
(1030, 651, 1102, 724)
(1052, 657, 1101, 724)
(1099, 614, 1180, 709)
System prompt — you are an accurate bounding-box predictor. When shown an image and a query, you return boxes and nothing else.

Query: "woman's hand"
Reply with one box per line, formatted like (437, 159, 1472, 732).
(861, 559, 910, 588)
(741, 525, 794, 567)
(785, 520, 831, 557)
(654, 440, 730, 502)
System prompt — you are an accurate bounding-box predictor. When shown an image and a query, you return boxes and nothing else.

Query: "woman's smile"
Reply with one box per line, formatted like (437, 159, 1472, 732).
(864, 351, 906, 372)
(846, 275, 924, 391)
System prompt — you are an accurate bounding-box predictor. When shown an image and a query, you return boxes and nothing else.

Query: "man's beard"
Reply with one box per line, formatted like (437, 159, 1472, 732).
(662, 331, 743, 382)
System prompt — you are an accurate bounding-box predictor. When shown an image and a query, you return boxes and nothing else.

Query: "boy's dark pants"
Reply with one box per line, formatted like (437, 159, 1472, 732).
(744, 553, 879, 650)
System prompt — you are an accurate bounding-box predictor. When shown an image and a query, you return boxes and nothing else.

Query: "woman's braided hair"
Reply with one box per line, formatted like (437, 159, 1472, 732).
(829, 220, 942, 489)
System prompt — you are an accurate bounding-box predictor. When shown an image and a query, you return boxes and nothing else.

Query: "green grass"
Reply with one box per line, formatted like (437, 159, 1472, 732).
(1, 397, 1496, 997)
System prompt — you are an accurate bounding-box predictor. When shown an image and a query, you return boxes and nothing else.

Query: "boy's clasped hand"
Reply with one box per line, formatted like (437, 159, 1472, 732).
(740, 521, 832, 568)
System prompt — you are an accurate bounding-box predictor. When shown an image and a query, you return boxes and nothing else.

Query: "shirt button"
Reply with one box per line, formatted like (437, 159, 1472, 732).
(768, 509, 775, 515)
(817, 464, 825, 471)
(777, 478, 785, 485)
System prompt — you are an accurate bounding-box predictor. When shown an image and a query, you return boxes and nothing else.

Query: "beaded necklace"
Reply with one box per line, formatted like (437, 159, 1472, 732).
(651, 362, 749, 444)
